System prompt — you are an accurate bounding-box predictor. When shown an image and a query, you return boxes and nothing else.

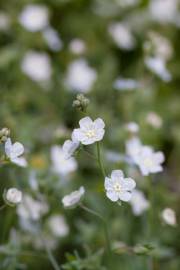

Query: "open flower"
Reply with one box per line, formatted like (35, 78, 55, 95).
(62, 134, 79, 159)
(72, 117, 105, 145)
(5, 138, 27, 167)
(48, 215, 69, 237)
(62, 186, 85, 209)
(105, 170, 136, 202)
(130, 189, 149, 216)
(134, 146, 165, 176)
(161, 208, 177, 226)
(4, 188, 22, 206)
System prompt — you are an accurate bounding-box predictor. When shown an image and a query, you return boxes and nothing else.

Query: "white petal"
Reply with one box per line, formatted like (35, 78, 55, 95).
(10, 142, 24, 159)
(119, 191, 132, 202)
(106, 191, 119, 202)
(5, 138, 12, 157)
(12, 157, 27, 167)
(122, 178, 136, 191)
(72, 129, 84, 142)
(95, 129, 105, 141)
(111, 170, 124, 180)
(104, 177, 113, 190)
(79, 117, 92, 128)
(94, 118, 105, 129)
(154, 152, 165, 163)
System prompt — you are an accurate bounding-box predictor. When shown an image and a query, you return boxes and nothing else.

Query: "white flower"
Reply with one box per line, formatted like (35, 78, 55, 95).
(72, 117, 105, 145)
(42, 27, 63, 52)
(17, 194, 49, 220)
(134, 146, 165, 176)
(145, 56, 171, 82)
(19, 4, 49, 32)
(109, 23, 135, 50)
(161, 208, 177, 226)
(114, 78, 140, 91)
(146, 112, 163, 129)
(62, 134, 79, 159)
(125, 122, 139, 133)
(5, 188, 22, 206)
(65, 59, 97, 93)
(62, 186, 85, 209)
(105, 170, 136, 202)
(126, 137, 142, 160)
(48, 215, 69, 237)
(69, 39, 86, 54)
(51, 146, 77, 176)
(149, 0, 178, 24)
(5, 138, 27, 167)
(21, 51, 52, 82)
(130, 190, 149, 216)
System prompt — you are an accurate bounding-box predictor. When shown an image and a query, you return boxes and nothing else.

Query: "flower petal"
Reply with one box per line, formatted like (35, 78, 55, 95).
(104, 177, 113, 190)
(5, 138, 12, 157)
(106, 191, 119, 202)
(154, 152, 165, 163)
(94, 118, 105, 129)
(122, 178, 136, 191)
(95, 129, 105, 141)
(111, 170, 124, 180)
(119, 191, 132, 202)
(79, 117, 92, 128)
(11, 142, 24, 159)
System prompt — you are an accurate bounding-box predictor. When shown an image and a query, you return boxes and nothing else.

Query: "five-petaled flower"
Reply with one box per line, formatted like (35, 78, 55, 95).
(5, 138, 27, 167)
(105, 170, 136, 202)
(72, 116, 105, 145)
(133, 146, 165, 176)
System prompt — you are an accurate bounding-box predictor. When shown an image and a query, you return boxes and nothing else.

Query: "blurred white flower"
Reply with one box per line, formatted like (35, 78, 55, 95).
(134, 146, 165, 176)
(17, 194, 49, 220)
(5, 138, 27, 167)
(5, 188, 22, 206)
(65, 59, 97, 93)
(109, 23, 135, 50)
(146, 112, 163, 129)
(162, 208, 177, 226)
(21, 51, 52, 82)
(42, 27, 63, 51)
(125, 122, 139, 133)
(105, 150, 122, 163)
(48, 215, 69, 237)
(72, 117, 105, 145)
(29, 171, 39, 191)
(51, 146, 77, 176)
(105, 170, 136, 202)
(149, 0, 178, 24)
(145, 56, 171, 82)
(69, 39, 86, 54)
(62, 186, 85, 209)
(114, 78, 140, 91)
(19, 4, 49, 32)
(126, 137, 142, 160)
(115, 0, 139, 7)
(130, 189, 149, 216)
(0, 12, 10, 31)
(62, 134, 79, 159)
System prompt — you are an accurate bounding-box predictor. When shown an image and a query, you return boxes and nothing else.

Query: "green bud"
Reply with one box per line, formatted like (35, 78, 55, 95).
(0, 127, 10, 143)
(72, 94, 90, 112)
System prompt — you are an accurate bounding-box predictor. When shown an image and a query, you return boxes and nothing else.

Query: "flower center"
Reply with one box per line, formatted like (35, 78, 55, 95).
(85, 129, 95, 138)
(143, 158, 153, 168)
(114, 182, 121, 192)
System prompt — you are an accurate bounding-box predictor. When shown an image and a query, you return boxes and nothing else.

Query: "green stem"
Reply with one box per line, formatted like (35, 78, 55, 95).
(96, 142, 106, 178)
(79, 204, 111, 255)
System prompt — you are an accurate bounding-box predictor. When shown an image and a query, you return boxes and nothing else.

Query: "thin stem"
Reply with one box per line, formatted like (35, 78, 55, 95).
(41, 235, 61, 270)
(96, 142, 106, 178)
(79, 204, 111, 255)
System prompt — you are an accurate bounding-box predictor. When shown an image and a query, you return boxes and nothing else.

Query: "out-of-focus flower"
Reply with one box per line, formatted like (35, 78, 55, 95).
(149, 0, 178, 24)
(125, 122, 139, 134)
(126, 137, 142, 160)
(105, 150, 122, 163)
(21, 51, 52, 82)
(62, 135, 79, 159)
(65, 59, 97, 93)
(48, 215, 69, 237)
(5, 138, 27, 167)
(114, 78, 140, 91)
(29, 171, 39, 191)
(17, 194, 49, 220)
(0, 12, 10, 31)
(19, 4, 49, 32)
(145, 56, 171, 82)
(109, 23, 135, 50)
(105, 170, 136, 202)
(134, 146, 165, 176)
(115, 0, 140, 7)
(42, 27, 63, 51)
(161, 208, 177, 226)
(51, 146, 77, 176)
(72, 117, 105, 145)
(4, 188, 22, 206)
(62, 186, 85, 209)
(69, 39, 86, 54)
(130, 190, 149, 216)
(146, 112, 163, 129)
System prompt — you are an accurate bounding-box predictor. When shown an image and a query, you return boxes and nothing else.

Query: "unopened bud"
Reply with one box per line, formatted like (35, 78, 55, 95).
(0, 127, 10, 143)
(72, 94, 90, 112)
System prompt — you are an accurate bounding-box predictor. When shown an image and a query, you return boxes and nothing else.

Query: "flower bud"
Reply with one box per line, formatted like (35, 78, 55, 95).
(0, 127, 10, 143)
(3, 188, 22, 206)
(72, 94, 90, 112)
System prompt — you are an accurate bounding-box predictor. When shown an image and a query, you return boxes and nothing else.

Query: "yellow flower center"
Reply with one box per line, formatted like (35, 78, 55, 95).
(114, 182, 121, 192)
(85, 130, 95, 138)
(143, 158, 153, 168)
